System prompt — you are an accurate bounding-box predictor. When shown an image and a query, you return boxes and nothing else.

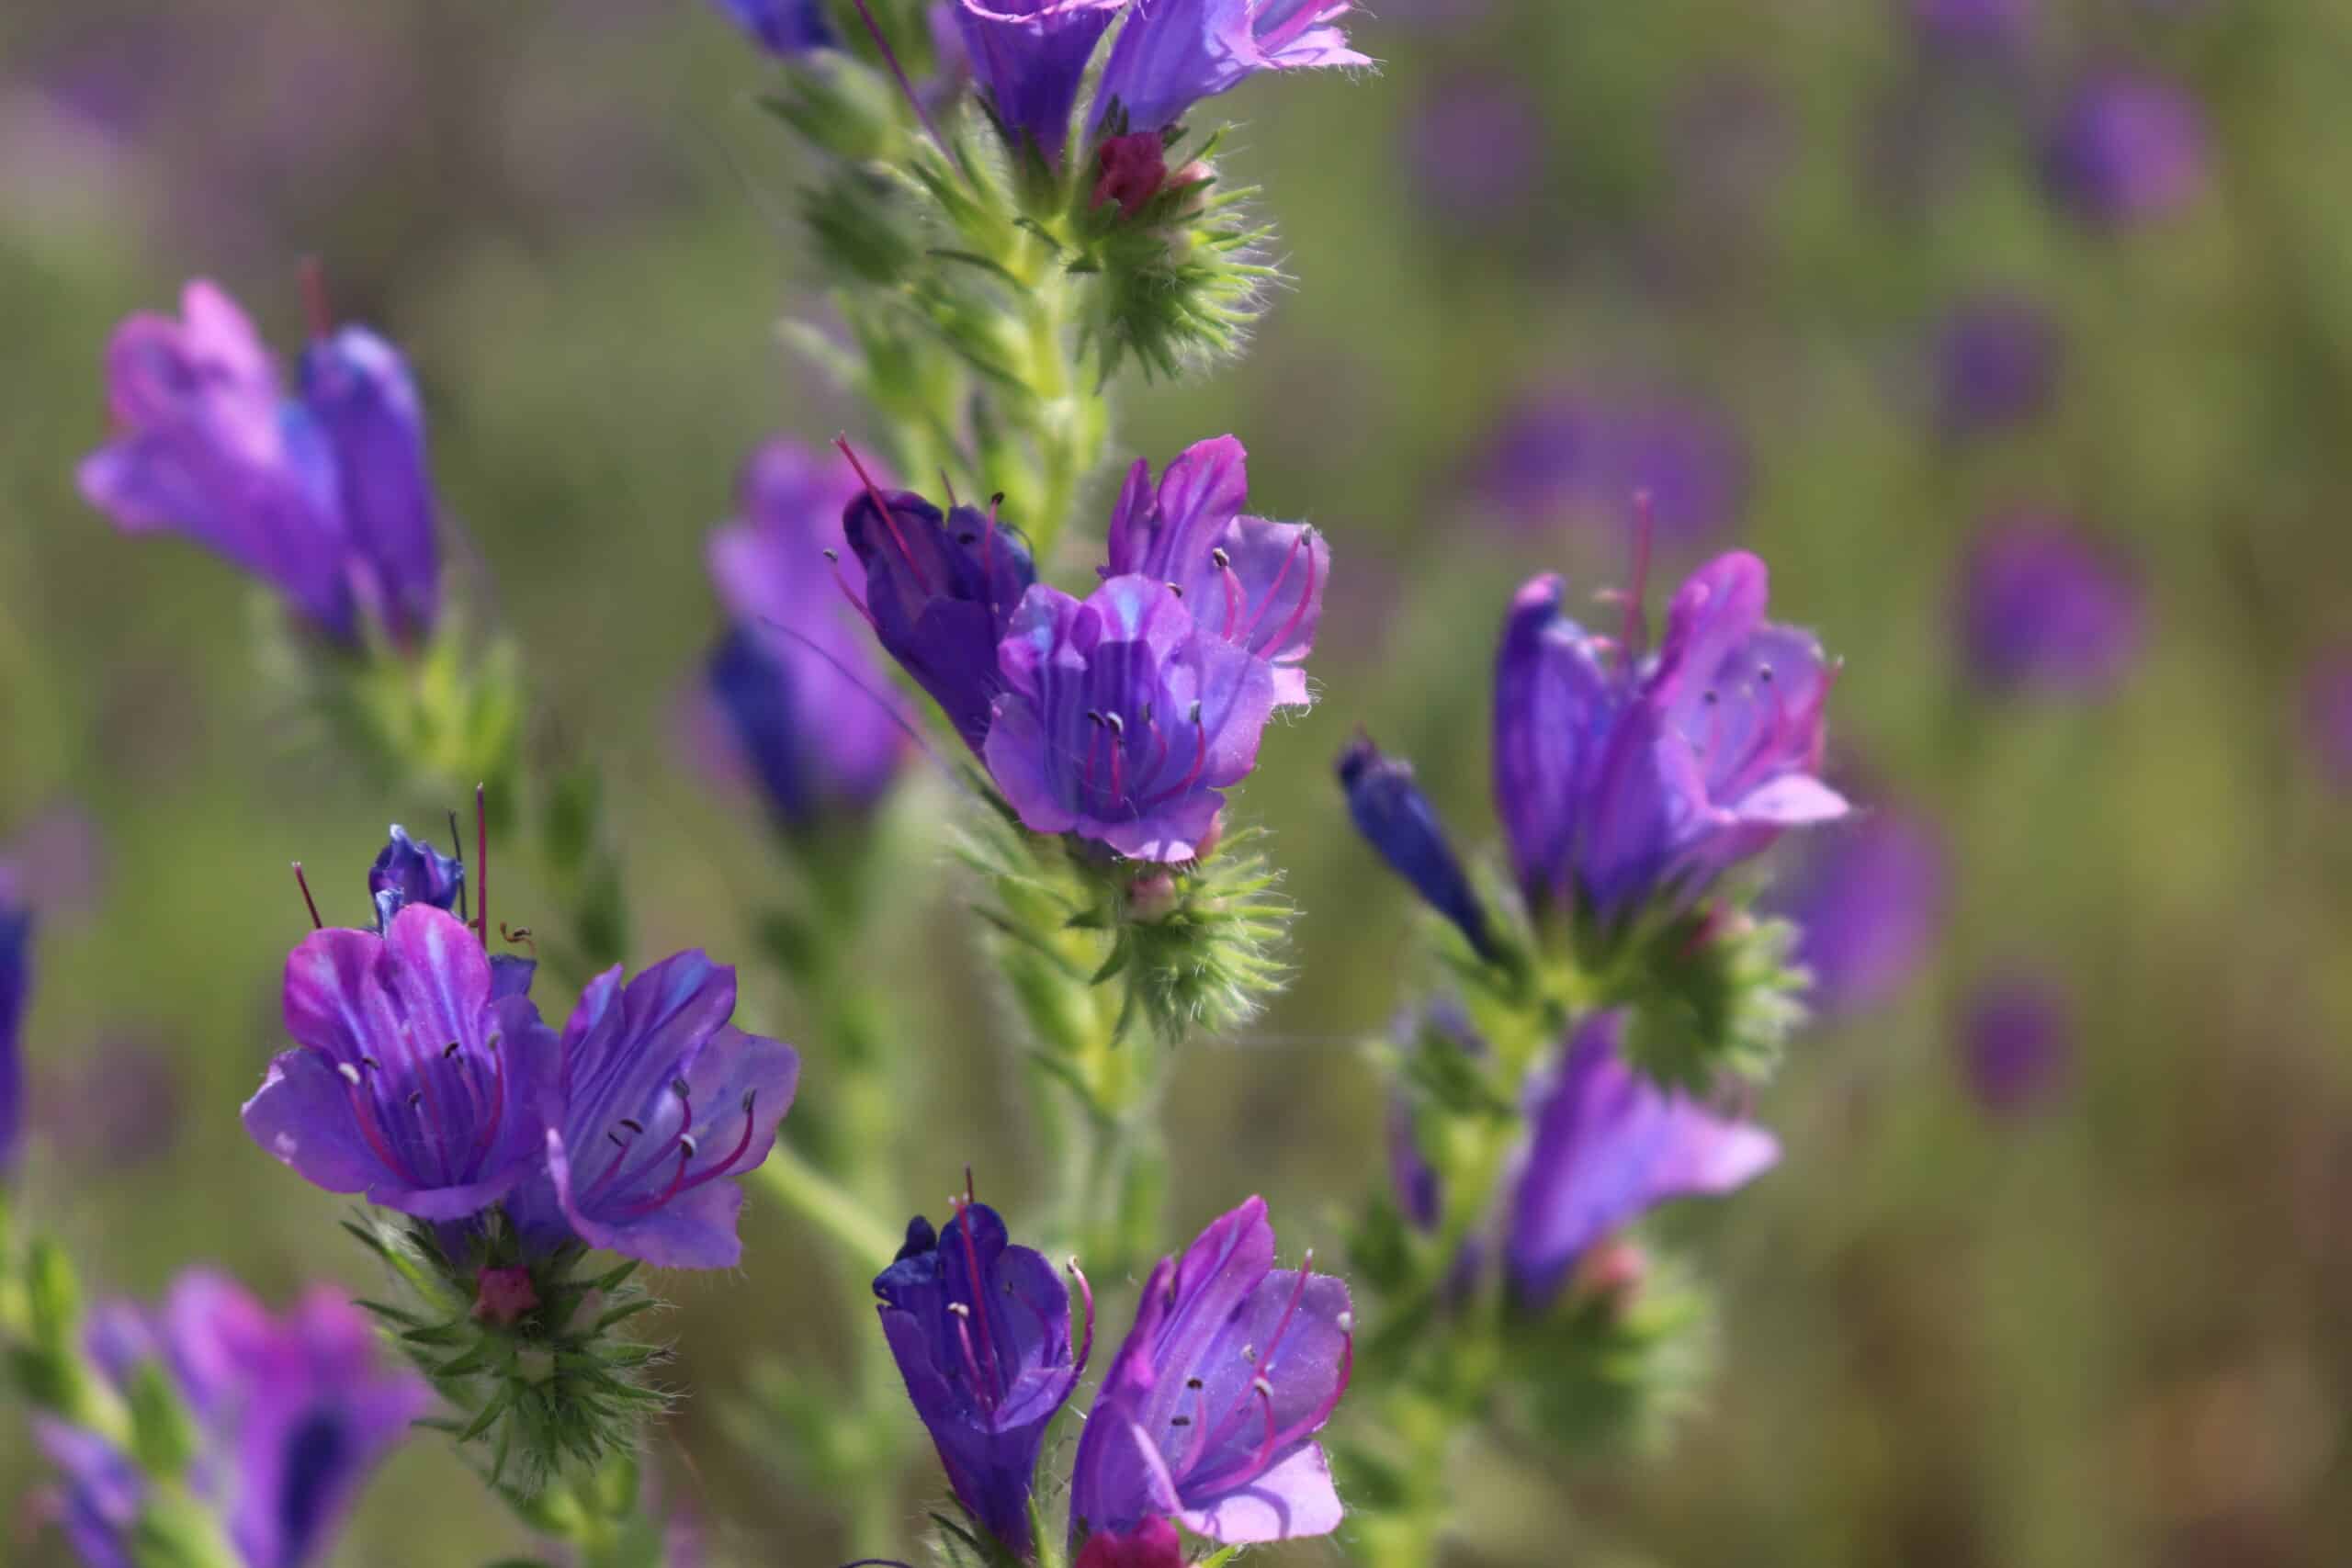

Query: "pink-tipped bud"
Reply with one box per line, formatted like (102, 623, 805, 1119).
(1127, 869, 1182, 921)
(472, 1266, 540, 1327)
(1572, 1235, 1647, 1308)
(1093, 132, 1170, 219)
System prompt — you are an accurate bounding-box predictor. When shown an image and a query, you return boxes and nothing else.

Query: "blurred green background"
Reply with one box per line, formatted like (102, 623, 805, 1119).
(6, 0, 2352, 1563)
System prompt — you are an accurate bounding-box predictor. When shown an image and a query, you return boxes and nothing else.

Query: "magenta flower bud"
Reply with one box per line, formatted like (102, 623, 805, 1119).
(1093, 130, 1170, 217)
(1075, 1518, 1186, 1568)
(471, 1266, 539, 1326)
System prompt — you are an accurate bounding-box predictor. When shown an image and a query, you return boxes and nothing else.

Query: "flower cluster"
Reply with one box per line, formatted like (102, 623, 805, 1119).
(78, 278, 442, 646)
(847, 435, 1327, 862)
(876, 1192, 1351, 1561)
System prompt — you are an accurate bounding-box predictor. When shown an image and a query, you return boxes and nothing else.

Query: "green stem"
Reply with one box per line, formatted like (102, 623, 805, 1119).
(752, 1143, 901, 1276)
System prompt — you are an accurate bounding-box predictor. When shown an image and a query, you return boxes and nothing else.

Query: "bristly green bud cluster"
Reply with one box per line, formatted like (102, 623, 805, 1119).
(1613, 907, 1811, 1091)
(343, 1211, 672, 1502)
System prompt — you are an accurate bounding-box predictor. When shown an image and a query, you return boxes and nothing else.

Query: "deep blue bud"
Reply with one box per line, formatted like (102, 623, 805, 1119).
(1337, 736, 1497, 963)
(366, 826, 463, 934)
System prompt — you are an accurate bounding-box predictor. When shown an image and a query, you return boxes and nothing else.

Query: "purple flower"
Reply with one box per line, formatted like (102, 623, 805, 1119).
(959, 0, 1125, 157)
(1931, 293, 2062, 438)
(1959, 514, 2143, 696)
(707, 441, 912, 826)
(78, 279, 442, 645)
(709, 0, 837, 53)
(514, 953, 798, 1269)
(1404, 74, 1545, 221)
(1476, 391, 1747, 544)
(0, 863, 28, 1175)
(1958, 975, 2070, 1115)
(842, 477, 1038, 754)
(1092, 0, 1370, 135)
(1104, 436, 1327, 710)
(2042, 72, 2208, 225)
(2303, 650, 2352, 791)
(1769, 807, 1949, 1018)
(1507, 1011, 1780, 1306)
(368, 826, 463, 933)
(986, 577, 1276, 861)
(1910, 0, 2032, 49)
(1337, 735, 1496, 962)
(874, 1202, 1090, 1554)
(39, 1270, 429, 1568)
(1069, 1198, 1351, 1546)
(1494, 554, 1849, 924)
(243, 905, 559, 1222)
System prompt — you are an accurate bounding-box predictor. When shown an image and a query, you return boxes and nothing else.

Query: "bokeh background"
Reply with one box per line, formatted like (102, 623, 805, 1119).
(7, 0, 2352, 1563)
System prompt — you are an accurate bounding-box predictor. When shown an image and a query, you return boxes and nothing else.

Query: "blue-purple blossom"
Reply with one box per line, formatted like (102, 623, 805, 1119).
(0, 863, 28, 1175)
(512, 953, 798, 1269)
(38, 1270, 429, 1568)
(1494, 554, 1849, 924)
(78, 279, 442, 645)
(1092, 0, 1369, 135)
(1475, 390, 1747, 544)
(1958, 975, 2071, 1116)
(1069, 1196, 1351, 1546)
(2042, 72, 2208, 225)
(1103, 436, 1327, 710)
(707, 441, 913, 827)
(368, 826, 462, 933)
(2307, 650, 2352, 792)
(243, 905, 559, 1222)
(1337, 736, 1495, 962)
(1959, 514, 2143, 696)
(1909, 0, 2031, 50)
(709, 0, 837, 54)
(1507, 1010, 1780, 1307)
(1931, 293, 2062, 438)
(1404, 74, 1545, 221)
(843, 479, 1038, 754)
(874, 1201, 1090, 1554)
(987, 576, 1276, 861)
(1769, 807, 1949, 1018)
(959, 0, 1125, 156)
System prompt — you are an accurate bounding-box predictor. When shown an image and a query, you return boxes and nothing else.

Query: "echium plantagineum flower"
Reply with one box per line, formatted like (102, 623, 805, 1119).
(39, 1269, 429, 1568)
(872, 1197, 1091, 1555)
(1494, 537, 1849, 927)
(368, 825, 462, 931)
(508, 953, 799, 1269)
(1069, 1197, 1352, 1549)
(78, 276, 442, 645)
(709, 0, 837, 55)
(706, 440, 913, 830)
(1092, 0, 1370, 138)
(1767, 805, 1949, 1020)
(2041, 71, 2207, 227)
(957, 0, 1125, 157)
(1959, 513, 2143, 698)
(1336, 735, 1496, 963)
(0, 860, 30, 1174)
(1507, 1010, 1780, 1307)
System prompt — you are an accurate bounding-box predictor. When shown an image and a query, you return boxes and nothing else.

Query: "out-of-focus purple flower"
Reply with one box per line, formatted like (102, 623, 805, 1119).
(1092, 0, 1370, 135)
(1507, 1011, 1780, 1307)
(709, 0, 837, 54)
(368, 826, 463, 934)
(1931, 293, 2063, 438)
(38, 1270, 429, 1568)
(1910, 0, 2032, 49)
(36, 1035, 186, 1174)
(78, 279, 443, 645)
(1959, 515, 2143, 696)
(0, 863, 28, 1175)
(842, 477, 1038, 754)
(511, 953, 798, 1269)
(1105, 437, 1327, 710)
(1069, 1196, 1352, 1546)
(987, 577, 1276, 862)
(1495, 555, 1849, 925)
(959, 0, 1125, 157)
(1769, 808, 1949, 1018)
(1337, 736, 1496, 962)
(707, 441, 912, 827)
(2303, 650, 2352, 791)
(874, 1201, 1090, 1554)
(1958, 976, 2071, 1115)
(1476, 391, 1747, 544)
(1075, 1517, 1186, 1568)
(2042, 72, 2208, 225)
(1405, 75, 1544, 220)
(243, 906, 559, 1223)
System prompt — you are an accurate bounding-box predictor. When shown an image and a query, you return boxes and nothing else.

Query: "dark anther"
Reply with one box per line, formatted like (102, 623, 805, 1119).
(619, 1118, 645, 1134)
(1211, 547, 1232, 570)
(672, 1077, 691, 1098)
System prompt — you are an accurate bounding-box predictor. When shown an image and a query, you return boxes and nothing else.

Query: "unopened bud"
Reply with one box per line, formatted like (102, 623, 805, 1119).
(471, 1265, 540, 1327)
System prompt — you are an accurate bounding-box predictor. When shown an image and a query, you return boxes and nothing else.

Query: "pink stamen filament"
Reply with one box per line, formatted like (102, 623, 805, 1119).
(618, 1093, 763, 1215)
(951, 1201, 1005, 1402)
(587, 1085, 695, 1205)
(1137, 714, 1209, 809)
(835, 436, 933, 595)
(292, 863, 323, 931)
(822, 550, 883, 632)
(847, 0, 956, 168)
(298, 255, 332, 341)
(474, 784, 489, 945)
(1236, 528, 1307, 645)
(1256, 530, 1318, 659)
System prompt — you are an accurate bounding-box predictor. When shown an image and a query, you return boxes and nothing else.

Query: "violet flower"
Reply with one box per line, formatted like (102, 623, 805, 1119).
(709, 0, 837, 54)
(0, 862, 28, 1174)
(1069, 1196, 1352, 1546)
(1337, 735, 1496, 963)
(842, 479, 1037, 754)
(959, 0, 1125, 157)
(39, 1269, 429, 1568)
(986, 576, 1276, 861)
(1103, 435, 1327, 710)
(1475, 390, 1748, 544)
(1959, 514, 2143, 696)
(78, 279, 442, 645)
(368, 826, 462, 933)
(513, 953, 798, 1269)
(1092, 0, 1369, 135)
(2042, 72, 2208, 226)
(1769, 807, 1949, 1018)
(1957, 975, 2071, 1116)
(1494, 552, 1849, 926)
(873, 1201, 1091, 1555)
(243, 905, 559, 1222)
(1931, 293, 2062, 439)
(1507, 1011, 1780, 1307)
(707, 440, 912, 827)
(2307, 650, 2352, 792)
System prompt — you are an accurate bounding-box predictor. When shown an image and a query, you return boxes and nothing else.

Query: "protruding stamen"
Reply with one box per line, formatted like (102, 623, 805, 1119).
(292, 862, 323, 931)
(1066, 1256, 1096, 1376)
(473, 784, 489, 945)
(448, 807, 469, 923)
(835, 435, 933, 594)
(1624, 489, 1655, 662)
(845, 0, 956, 171)
(298, 255, 333, 341)
(337, 1062, 362, 1087)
